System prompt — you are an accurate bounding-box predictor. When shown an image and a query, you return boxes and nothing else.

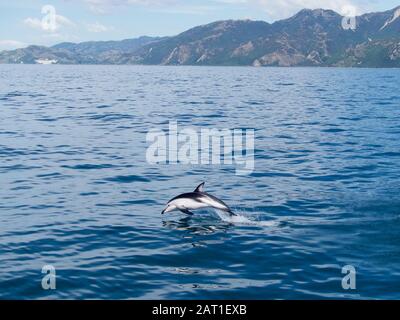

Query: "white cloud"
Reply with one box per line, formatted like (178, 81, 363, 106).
(24, 14, 75, 32)
(213, 0, 374, 20)
(83, 0, 220, 15)
(86, 22, 113, 32)
(23, 17, 43, 30)
(83, 0, 176, 14)
(77, 0, 378, 19)
(56, 15, 76, 28)
(153, 4, 217, 15)
(250, 0, 362, 19)
(0, 40, 27, 51)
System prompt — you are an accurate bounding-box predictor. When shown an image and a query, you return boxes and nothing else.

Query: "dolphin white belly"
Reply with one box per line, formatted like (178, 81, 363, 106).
(174, 198, 209, 211)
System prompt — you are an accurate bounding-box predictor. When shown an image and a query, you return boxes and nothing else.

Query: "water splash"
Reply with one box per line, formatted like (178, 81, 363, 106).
(213, 209, 279, 227)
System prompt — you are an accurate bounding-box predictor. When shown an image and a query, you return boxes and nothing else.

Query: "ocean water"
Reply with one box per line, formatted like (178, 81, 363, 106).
(0, 65, 399, 299)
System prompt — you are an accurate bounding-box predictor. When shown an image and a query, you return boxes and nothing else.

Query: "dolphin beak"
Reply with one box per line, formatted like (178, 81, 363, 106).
(161, 204, 174, 215)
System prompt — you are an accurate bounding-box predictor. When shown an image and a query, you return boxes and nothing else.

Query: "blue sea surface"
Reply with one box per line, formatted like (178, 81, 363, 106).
(0, 65, 399, 299)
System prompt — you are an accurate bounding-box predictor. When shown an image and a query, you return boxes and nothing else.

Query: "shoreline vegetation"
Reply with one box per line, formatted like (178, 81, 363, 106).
(1, 6, 399, 68)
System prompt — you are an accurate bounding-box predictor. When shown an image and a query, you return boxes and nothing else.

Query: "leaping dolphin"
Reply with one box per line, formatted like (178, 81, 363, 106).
(161, 182, 236, 216)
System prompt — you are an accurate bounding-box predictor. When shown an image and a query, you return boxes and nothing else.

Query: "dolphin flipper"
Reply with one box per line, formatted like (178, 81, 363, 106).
(180, 209, 194, 215)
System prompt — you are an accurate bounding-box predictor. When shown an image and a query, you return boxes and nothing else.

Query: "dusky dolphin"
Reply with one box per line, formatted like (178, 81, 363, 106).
(161, 182, 236, 216)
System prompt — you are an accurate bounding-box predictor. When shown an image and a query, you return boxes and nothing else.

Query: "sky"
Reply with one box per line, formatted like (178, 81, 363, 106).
(0, 0, 399, 50)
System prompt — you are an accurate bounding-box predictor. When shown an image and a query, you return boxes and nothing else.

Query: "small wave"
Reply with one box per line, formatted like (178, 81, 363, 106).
(96, 104, 112, 109)
(88, 113, 135, 121)
(62, 163, 114, 170)
(104, 174, 149, 183)
(322, 128, 346, 133)
(213, 209, 279, 227)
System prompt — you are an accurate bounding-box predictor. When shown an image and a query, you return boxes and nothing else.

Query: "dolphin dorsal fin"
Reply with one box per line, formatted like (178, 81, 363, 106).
(194, 182, 205, 192)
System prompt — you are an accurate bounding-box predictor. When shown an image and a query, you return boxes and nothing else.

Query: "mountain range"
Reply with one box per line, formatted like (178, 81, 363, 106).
(1, 6, 400, 67)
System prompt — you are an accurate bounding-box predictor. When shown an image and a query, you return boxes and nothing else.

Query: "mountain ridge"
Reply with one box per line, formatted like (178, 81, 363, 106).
(1, 6, 399, 67)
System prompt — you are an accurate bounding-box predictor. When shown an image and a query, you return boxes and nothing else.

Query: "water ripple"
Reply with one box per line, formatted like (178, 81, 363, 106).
(0, 65, 399, 299)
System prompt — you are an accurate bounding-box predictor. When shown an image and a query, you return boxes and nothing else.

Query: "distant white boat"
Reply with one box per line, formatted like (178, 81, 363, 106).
(35, 58, 58, 65)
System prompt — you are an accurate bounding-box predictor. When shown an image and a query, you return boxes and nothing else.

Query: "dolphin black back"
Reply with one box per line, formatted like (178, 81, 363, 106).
(168, 192, 203, 203)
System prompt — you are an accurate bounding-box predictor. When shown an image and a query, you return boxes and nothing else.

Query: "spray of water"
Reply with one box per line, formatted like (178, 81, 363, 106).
(213, 209, 279, 227)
